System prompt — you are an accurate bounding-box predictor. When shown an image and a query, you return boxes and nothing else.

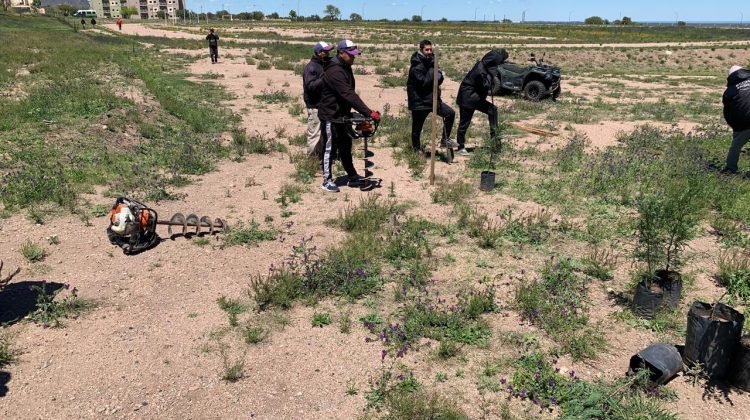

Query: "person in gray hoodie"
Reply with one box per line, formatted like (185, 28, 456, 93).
(722, 65, 750, 174)
(302, 41, 334, 157)
(455, 49, 509, 155)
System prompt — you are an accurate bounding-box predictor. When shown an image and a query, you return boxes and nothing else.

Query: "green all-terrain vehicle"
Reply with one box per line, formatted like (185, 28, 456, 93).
(492, 53, 561, 101)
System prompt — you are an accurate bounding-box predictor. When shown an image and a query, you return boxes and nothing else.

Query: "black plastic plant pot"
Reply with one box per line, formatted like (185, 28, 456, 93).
(632, 271, 682, 319)
(480, 171, 496, 192)
(655, 269, 682, 308)
(684, 301, 745, 380)
(729, 335, 750, 391)
(628, 343, 684, 385)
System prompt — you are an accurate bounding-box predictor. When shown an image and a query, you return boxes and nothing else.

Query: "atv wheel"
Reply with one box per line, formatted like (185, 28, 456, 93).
(523, 80, 546, 101)
(552, 86, 561, 101)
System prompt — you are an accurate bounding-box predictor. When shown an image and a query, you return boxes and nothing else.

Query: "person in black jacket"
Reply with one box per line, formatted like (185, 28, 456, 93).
(303, 41, 334, 157)
(455, 49, 509, 155)
(318, 39, 381, 193)
(407, 40, 456, 152)
(722, 65, 750, 174)
(206, 28, 219, 64)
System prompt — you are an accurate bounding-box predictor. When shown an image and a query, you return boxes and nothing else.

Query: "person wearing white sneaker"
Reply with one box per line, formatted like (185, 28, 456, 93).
(317, 39, 381, 192)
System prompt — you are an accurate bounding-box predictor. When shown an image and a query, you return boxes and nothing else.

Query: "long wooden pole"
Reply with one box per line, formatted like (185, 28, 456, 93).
(429, 45, 439, 185)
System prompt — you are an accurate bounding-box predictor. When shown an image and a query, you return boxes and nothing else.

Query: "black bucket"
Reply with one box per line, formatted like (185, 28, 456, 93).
(632, 271, 682, 319)
(628, 343, 684, 385)
(729, 335, 750, 391)
(684, 301, 745, 380)
(480, 171, 496, 192)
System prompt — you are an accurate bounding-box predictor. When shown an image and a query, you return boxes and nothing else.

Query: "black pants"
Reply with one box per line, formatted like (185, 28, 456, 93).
(321, 120, 358, 182)
(209, 46, 218, 63)
(411, 102, 456, 150)
(456, 101, 498, 148)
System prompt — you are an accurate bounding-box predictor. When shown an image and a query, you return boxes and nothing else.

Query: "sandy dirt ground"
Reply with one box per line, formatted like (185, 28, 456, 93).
(1, 24, 749, 420)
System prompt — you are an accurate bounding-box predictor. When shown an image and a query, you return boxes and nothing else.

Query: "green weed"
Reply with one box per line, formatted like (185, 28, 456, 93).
(28, 282, 94, 328)
(311, 312, 332, 327)
(21, 240, 47, 262)
(224, 221, 276, 247)
(515, 258, 606, 360)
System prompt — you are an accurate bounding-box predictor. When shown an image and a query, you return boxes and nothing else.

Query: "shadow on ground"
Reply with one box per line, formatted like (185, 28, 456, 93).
(0, 281, 64, 325)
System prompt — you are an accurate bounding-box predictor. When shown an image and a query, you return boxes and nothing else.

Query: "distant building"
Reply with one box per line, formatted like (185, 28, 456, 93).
(88, 0, 121, 18)
(9, 0, 31, 12)
(135, 0, 183, 19)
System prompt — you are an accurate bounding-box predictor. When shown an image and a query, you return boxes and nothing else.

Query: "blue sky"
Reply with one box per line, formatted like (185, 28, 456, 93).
(190, 0, 748, 22)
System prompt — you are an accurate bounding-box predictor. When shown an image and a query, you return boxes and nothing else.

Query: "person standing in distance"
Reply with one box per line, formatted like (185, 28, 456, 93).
(407, 39, 456, 153)
(206, 28, 219, 64)
(302, 41, 334, 157)
(455, 49, 508, 155)
(722, 65, 750, 174)
(317, 39, 381, 193)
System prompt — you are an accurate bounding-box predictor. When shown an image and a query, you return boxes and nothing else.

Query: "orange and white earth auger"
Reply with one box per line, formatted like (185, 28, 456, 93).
(106, 197, 226, 255)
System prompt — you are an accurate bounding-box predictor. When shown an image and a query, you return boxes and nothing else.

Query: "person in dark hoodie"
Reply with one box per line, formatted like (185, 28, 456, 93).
(455, 49, 509, 155)
(206, 28, 219, 64)
(407, 39, 456, 153)
(318, 39, 381, 193)
(302, 41, 334, 157)
(722, 65, 750, 174)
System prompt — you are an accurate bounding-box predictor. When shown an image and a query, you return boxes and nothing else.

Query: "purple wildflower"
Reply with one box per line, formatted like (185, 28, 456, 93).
(519, 389, 527, 398)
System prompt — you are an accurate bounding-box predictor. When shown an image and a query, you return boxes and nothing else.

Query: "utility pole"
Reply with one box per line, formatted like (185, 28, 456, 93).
(474, 7, 478, 21)
(521, 10, 526, 23)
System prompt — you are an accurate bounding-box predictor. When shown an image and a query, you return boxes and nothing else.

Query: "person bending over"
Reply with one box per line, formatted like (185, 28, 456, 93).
(455, 49, 508, 155)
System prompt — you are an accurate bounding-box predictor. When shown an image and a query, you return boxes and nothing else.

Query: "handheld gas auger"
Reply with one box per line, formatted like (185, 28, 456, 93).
(344, 113, 381, 191)
(106, 197, 226, 255)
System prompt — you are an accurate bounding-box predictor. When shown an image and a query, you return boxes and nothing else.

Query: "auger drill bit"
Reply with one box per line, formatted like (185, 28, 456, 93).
(158, 212, 226, 236)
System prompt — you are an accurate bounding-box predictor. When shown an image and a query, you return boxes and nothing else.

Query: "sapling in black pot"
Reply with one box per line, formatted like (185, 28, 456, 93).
(632, 167, 707, 319)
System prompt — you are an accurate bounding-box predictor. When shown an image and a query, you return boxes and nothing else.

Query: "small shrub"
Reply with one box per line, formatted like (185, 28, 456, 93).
(288, 102, 304, 116)
(339, 312, 352, 333)
(243, 325, 268, 344)
(291, 153, 319, 184)
(257, 61, 272, 70)
(312, 312, 332, 327)
(254, 89, 290, 103)
(222, 360, 244, 382)
(437, 340, 459, 359)
(21, 240, 47, 263)
(224, 221, 276, 246)
(431, 180, 473, 205)
(0, 334, 16, 368)
(499, 207, 553, 245)
(515, 258, 605, 360)
(716, 250, 750, 303)
(581, 245, 617, 281)
(276, 183, 304, 208)
(216, 296, 249, 326)
(381, 389, 469, 419)
(332, 195, 404, 233)
(29, 283, 94, 328)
